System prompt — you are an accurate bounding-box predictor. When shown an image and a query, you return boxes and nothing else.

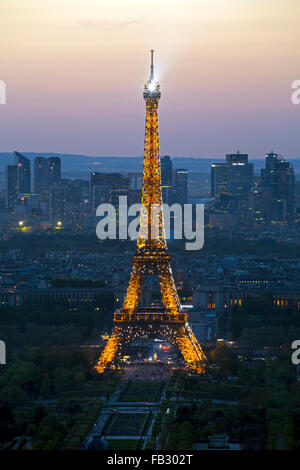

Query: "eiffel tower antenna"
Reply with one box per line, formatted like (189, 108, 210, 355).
(95, 52, 206, 374)
(150, 49, 154, 81)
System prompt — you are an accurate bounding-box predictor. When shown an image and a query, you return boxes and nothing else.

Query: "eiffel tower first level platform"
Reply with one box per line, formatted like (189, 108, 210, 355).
(95, 51, 206, 375)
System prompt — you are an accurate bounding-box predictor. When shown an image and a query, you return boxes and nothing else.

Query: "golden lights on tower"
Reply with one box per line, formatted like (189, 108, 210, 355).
(95, 51, 206, 375)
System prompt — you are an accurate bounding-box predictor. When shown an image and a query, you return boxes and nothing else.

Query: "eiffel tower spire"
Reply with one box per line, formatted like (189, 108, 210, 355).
(150, 49, 154, 81)
(95, 52, 206, 374)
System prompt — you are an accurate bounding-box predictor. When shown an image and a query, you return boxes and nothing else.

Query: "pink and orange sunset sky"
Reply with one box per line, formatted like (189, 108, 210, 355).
(0, 0, 299, 157)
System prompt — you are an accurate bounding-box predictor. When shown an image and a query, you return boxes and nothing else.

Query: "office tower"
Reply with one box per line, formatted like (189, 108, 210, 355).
(261, 151, 295, 224)
(34, 157, 49, 196)
(125, 173, 143, 205)
(5, 165, 18, 209)
(210, 152, 253, 226)
(90, 172, 129, 208)
(171, 168, 188, 205)
(34, 156, 61, 196)
(16, 193, 41, 217)
(60, 178, 76, 204)
(226, 152, 248, 164)
(295, 181, 300, 213)
(161, 155, 173, 186)
(211, 152, 253, 200)
(228, 160, 253, 201)
(48, 157, 61, 186)
(79, 179, 90, 202)
(72, 179, 89, 204)
(127, 172, 143, 190)
(49, 185, 66, 224)
(261, 151, 279, 188)
(14, 151, 31, 194)
(247, 190, 265, 226)
(59, 178, 87, 205)
(211, 163, 229, 198)
(92, 184, 111, 209)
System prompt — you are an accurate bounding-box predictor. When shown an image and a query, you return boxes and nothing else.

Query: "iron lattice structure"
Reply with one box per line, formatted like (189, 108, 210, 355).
(96, 51, 206, 374)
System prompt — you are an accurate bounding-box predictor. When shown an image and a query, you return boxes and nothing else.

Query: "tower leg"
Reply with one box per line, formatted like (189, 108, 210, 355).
(122, 267, 144, 314)
(158, 265, 181, 313)
(175, 325, 206, 374)
(95, 327, 123, 373)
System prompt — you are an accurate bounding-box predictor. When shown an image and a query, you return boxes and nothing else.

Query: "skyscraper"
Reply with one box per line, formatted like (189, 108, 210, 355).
(48, 157, 61, 186)
(5, 165, 18, 210)
(211, 163, 229, 198)
(261, 151, 295, 224)
(14, 151, 31, 194)
(90, 172, 129, 208)
(211, 152, 253, 200)
(210, 152, 253, 226)
(226, 152, 248, 164)
(34, 157, 49, 196)
(49, 185, 66, 224)
(161, 155, 173, 186)
(34, 156, 61, 196)
(172, 168, 188, 205)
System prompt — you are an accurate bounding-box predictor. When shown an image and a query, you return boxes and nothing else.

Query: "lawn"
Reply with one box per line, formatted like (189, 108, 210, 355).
(106, 412, 148, 436)
(120, 381, 164, 402)
(106, 439, 141, 450)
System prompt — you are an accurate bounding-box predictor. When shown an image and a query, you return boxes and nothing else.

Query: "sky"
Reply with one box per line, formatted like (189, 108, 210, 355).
(0, 0, 299, 158)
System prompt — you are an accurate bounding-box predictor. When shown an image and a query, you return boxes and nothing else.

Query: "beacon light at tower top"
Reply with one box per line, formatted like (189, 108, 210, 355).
(144, 49, 160, 96)
(147, 81, 157, 92)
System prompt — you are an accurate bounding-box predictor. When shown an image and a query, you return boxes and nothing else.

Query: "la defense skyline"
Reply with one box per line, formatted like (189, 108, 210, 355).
(3, 148, 297, 229)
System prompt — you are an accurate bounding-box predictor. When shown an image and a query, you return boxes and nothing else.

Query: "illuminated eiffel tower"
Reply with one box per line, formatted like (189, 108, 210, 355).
(96, 51, 206, 374)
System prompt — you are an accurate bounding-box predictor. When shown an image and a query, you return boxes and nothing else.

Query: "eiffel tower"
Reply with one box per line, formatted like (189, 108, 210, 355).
(96, 51, 206, 374)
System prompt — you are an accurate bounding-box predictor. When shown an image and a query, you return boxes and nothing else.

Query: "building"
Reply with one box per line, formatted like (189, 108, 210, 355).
(210, 152, 253, 225)
(34, 157, 50, 196)
(14, 193, 41, 219)
(49, 185, 66, 224)
(34, 156, 61, 196)
(261, 151, 295, 225)
(193, 279, 300, 312)
(48, 157, 61, 186)
(171, 168, 188, 205)
(90, 172, 129, 208)
(14, 151, 31, 194)
(211, 163, 229, 198)
(161, 155, 173, 186)
(5, 165, 18, 210)
(126, 172, 143, 204)
(127, 172, 143, 190)
(211, 152, 253, 200)
(226, 152, 253, 200)
(0, 286, 114, 308)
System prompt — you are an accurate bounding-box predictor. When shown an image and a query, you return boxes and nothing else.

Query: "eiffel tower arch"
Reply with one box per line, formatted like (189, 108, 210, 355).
(96, 51, 206, 374)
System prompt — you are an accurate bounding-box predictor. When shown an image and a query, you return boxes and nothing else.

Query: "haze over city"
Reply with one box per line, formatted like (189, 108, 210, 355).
(1, 0, 300, 157)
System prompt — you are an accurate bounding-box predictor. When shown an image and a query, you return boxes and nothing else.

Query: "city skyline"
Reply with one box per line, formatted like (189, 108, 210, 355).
(1, 0, 300, 157)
